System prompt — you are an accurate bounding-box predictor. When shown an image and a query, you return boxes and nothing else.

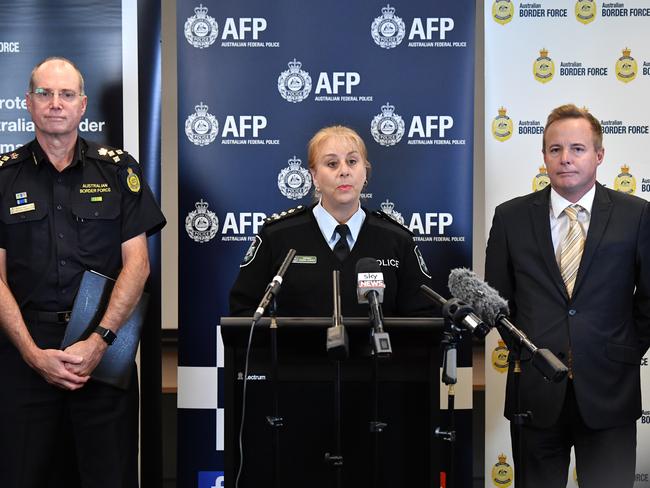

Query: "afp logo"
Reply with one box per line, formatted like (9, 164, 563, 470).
(198, 471, 224, 488)
(184, 4, 269, 49)
(371, 5, 456, 48)
(185, 102, 267, 146)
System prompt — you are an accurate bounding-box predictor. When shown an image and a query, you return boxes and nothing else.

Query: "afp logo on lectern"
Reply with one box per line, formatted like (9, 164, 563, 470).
(198, 471, 224, 488)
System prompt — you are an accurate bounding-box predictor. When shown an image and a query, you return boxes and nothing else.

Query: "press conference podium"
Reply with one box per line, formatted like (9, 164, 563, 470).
(220, 317, 444, 488)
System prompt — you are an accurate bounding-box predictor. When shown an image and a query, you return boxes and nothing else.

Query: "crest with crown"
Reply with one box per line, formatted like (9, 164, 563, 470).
(185, 198, 219, 243)
(278, 156, 312, 200)
(614, 164, 636, 194)
(616, 47, 637, 83)
(380, 199, 405, 225)
(184, 3, 218, 49)
(370, 102, 405, 146)
(371, 4, 405, 49)
(278, 58, 312, 103)
(492, 107, 513, 142)
(185, 101, 219, 146)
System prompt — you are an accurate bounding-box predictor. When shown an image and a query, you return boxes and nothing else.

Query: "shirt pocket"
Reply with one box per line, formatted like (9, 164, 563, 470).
(70, 197, 121, 255)
(0, 199, 49, 256)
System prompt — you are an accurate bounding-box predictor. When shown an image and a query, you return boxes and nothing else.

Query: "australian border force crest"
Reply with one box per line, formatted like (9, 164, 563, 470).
(185, 199, 219, 243)
(278, 59, 312, 103)
(184, 4, 218, 49)
(278, 156, 312, 200)
(371, 102, 405, 146)
(371, 5, 406, 49)
(185, 102, 219, 146)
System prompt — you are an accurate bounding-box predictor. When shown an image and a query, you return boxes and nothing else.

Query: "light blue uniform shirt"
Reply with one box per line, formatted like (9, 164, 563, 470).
(312, 202, 366, 251)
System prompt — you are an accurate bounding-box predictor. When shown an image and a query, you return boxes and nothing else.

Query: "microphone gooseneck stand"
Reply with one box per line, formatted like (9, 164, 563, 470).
(324, 271, 344, 488)
(369, 308, 390, 488)
(266, 299, 283, 488)
(435, 320, 461, 488)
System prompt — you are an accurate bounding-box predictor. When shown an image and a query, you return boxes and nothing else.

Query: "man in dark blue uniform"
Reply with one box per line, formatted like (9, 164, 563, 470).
(0, 57, 165, 487)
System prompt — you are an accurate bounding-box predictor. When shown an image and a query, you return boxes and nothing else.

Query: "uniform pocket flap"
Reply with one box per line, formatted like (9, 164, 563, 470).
(606, 342, 640, 365)
(71, 199, 120, 220)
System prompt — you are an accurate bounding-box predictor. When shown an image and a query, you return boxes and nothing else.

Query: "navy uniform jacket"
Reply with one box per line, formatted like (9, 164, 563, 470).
(0, 138, 166, 311)
(229, 204, 436, 318)
(485, 183, 650, 429)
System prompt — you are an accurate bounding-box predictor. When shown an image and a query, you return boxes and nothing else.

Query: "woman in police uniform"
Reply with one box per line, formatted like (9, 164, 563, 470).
(229, 125, 434, 318)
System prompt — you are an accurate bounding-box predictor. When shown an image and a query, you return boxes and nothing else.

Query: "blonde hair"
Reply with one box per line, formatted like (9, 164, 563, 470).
(307, 125, 372, 180)
(543, 104, 602, 151)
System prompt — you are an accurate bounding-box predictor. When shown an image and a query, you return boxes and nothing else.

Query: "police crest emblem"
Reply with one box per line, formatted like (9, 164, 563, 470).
(492, 107, 513, 142)
(492, 340, 509, 373)
(371, 103, 405, 147)
(277, 59, 312, 103)
(414, 246, 432, 279)
(185, 102, 219, 146)
(616, 47, 637, 83)
(380, 199, 404, 225)
(575, 0, 597, 25)
(533, 48, 554, 84)
(491, 453, 514, 488)
(614, 164, 636, 194)
(371, 5, 406, 49)
(278, 156, 312, 200)
(184, 4, 218, 49)
(492, 0, 514, 25)
(532, 166, 551, 192)
(241, 235, 262, 267)
(185, 199, 219, 243)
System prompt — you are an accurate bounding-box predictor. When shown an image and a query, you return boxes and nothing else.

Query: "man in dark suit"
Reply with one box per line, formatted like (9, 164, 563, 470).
(485, 104, 650, 488)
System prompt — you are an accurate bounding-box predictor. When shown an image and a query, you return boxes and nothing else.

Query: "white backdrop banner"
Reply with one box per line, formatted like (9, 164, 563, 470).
(484, 1, 650, 486)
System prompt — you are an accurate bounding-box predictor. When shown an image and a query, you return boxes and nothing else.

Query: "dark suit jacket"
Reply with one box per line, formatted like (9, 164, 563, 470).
(485, 183, 650, 429)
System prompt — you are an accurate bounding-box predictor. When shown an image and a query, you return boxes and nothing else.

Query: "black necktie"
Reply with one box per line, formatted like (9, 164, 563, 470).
(333, 224, 350, 262)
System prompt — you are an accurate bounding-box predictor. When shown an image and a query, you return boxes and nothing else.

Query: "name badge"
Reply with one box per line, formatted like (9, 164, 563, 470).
(10, 202, 36, 214)
(293, 255, 317, 264)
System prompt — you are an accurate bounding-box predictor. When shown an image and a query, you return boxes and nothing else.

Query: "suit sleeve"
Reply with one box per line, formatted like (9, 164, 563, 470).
(229, 231, 273, 317)
(634, 201, 650, 355)
(485, 207, 517, 317)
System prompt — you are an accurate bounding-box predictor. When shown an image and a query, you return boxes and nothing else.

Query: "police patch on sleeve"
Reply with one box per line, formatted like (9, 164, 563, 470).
(241, 235, 262, 267)
(413, 245, 431, 278)
(119, 163, 142, 194)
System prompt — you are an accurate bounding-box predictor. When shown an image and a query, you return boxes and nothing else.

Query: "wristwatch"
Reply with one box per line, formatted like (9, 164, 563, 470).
(93, 325, 117, 346)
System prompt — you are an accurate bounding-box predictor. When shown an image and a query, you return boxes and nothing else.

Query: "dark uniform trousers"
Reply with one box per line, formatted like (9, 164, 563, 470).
(512, 380, 636, 488)
(0, 316, 139, 488)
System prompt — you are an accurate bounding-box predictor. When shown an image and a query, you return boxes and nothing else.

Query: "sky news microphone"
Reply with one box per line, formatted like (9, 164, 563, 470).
(447, 268, 568, 383)
(419, 284, 491, 339)
(252, 248, 296, 323)
(356, 257, 391, 357)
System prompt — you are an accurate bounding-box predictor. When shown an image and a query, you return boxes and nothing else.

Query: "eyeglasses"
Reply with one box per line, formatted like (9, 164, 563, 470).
(30, 88, 83, 103)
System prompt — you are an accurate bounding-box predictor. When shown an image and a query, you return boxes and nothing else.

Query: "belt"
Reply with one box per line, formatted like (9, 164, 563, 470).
(23, 309, 72, 325)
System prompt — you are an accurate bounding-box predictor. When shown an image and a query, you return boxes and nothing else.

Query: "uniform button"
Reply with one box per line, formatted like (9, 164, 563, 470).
(61, 289, 67, 294)
(568, 309, 576, 316)
(94, 211, 99, 217)
(56, 204, 63, 211)
(60, 259, 66, 266)
(58, 233, 64, 239)
(57, 177, 62, 183)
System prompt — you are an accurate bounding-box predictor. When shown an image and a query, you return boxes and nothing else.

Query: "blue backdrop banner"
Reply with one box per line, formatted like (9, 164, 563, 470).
(177, 2, 475, 486)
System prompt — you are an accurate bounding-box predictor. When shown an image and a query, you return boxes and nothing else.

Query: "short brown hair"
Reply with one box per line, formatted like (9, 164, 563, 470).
(543, 104, 602, 152)
(307, 125, 372, 180)
(29, 56, 85, 95)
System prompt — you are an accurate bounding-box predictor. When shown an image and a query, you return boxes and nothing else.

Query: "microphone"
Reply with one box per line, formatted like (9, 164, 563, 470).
(356, 258, 391, 357)
(419, 285, 491, 339)
(326, 270, 349, 359)
(252, 249, 296, 323)
(448, 268, 568, 383)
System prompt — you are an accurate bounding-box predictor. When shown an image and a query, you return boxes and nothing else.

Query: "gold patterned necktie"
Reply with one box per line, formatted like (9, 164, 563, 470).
(559, 205, 585, 298)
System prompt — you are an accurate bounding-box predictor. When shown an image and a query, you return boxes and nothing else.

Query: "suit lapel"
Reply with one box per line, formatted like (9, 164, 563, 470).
(530, 187, 566, 296)
(572, 183, 612, 297)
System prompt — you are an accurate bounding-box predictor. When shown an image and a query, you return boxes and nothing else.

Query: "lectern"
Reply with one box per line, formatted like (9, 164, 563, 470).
(220, 317, 444, 488)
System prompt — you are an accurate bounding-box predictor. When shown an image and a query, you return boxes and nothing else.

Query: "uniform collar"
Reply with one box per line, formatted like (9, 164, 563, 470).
(313, 201, 366, 247)
(29, 137, 85, 169)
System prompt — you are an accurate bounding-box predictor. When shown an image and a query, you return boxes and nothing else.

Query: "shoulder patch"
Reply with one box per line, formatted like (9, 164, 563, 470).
(0, 145, 31, 168)
(119, 162, 143, 194)
(241, 235, 262, 267)
(372, 210, 413, 235)
(414, 245, 432, 278)
(264, 205, 307, 225)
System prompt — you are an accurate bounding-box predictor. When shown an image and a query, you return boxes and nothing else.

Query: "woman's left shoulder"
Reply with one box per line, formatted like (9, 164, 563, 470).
(367, 209, 414, 238)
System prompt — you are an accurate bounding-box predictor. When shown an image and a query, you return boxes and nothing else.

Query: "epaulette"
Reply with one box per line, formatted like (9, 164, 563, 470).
(0, 144, 31, 169)
(264, 205, 307, 225)
(372, 210, 414, 235)
(84, 140, 130, 165)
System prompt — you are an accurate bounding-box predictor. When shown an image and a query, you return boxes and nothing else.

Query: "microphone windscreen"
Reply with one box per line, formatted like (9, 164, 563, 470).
(448, 268, 509, 325)
(356, 257, 381, 274)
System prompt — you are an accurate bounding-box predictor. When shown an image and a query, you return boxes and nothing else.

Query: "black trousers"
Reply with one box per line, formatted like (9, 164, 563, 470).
(511, 381, 636, 488)
(0, 318, 139, 488)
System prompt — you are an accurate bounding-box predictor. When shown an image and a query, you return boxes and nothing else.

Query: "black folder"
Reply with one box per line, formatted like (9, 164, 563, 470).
(61, 270, 149, 389)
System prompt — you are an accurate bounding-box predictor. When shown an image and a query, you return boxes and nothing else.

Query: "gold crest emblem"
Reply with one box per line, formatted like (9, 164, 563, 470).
(614, 164, 636, 194)
(616, 48, 637, 83)
(126, 168, 141, 193)
(492, 107, 513, 142)
(492, 0, 514, 25)
(492, 340, 510, 373)
(575, 0, 597, 25)
(533, 48, 554, 84)
(491, 453, 514, 487)
(533, 166, 551, 192)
